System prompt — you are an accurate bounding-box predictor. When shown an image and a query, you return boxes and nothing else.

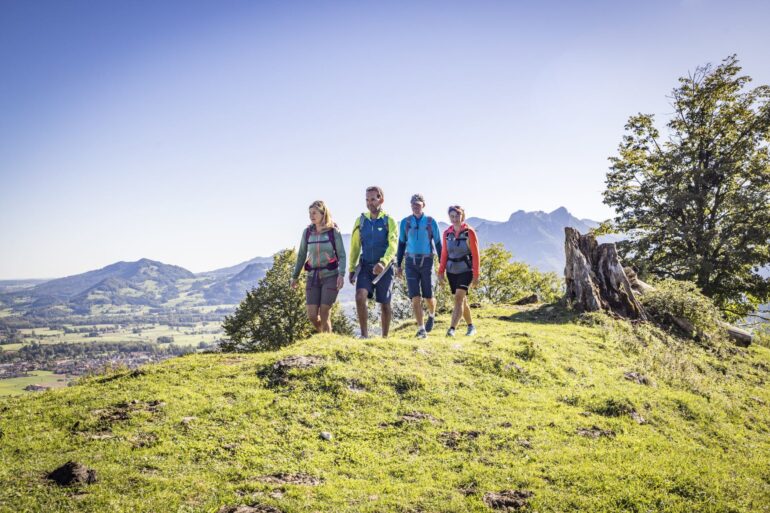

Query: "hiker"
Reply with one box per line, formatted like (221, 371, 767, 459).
(291, 200, 346, 333)
(396, 193, 442, 339)
(438, 205, 480, 336)
(348, 186, 399, 338)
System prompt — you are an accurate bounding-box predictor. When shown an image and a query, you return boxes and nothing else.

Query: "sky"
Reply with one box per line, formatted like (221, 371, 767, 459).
(1, 0, 769, 279)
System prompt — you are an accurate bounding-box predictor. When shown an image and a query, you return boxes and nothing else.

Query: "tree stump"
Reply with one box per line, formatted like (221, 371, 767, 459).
(564, 227, 647, 320)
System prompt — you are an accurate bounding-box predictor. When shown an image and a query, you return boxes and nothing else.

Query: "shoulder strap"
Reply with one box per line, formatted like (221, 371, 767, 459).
(327, 228, 338, 257)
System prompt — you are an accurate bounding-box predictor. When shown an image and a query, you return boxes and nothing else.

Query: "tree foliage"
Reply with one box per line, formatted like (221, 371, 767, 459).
(221, 249, 313, 351)
(604, 55, 770, 319)
(476, 243, 563, 304)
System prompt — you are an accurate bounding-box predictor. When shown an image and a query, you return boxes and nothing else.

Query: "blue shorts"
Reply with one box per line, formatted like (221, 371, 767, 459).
(404, 255, 434, 299)
(356, 263, 394, 304)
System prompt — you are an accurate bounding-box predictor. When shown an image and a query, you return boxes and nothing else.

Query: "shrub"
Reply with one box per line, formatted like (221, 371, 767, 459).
(477, 244, 563, 305)
(640, 279, 727, 343)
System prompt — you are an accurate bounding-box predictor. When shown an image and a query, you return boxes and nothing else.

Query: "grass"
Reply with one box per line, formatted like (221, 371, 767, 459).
(0, 304, 768, 512)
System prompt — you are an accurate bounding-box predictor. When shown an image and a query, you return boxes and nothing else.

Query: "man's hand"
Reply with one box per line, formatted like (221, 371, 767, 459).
(349, 271, 356, 285)
(471, 276, 480, 288)
(290, 279, 298, 289)
(396, 266, 403, 279)
(438, 273, 446, 285)
(337, 275, 345, 290)
(373, 262, 385, 275)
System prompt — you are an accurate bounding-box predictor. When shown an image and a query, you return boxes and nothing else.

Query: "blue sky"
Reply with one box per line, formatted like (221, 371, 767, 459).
(2, 0, 769, 279)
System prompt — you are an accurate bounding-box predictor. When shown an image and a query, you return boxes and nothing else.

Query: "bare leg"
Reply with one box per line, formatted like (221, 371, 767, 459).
(306, 305, 321, 332)
(462, 296, 472, 325)
(380, 302, 392, 337)
(411, 296, 424, 326)
(451, 290, 467, 328)
(319, 305, 332, 333)
(425, 297, 437, 316)
(355, 289, 369, 337)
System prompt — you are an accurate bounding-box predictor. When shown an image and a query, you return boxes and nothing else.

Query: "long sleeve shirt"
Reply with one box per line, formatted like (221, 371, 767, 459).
(347, 210, 399, 272)
(438, 223, 480, 278)
(292, 226, 346, 280)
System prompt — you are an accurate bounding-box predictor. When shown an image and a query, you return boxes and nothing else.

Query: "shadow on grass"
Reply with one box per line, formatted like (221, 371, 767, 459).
(498, 303, 578, 325)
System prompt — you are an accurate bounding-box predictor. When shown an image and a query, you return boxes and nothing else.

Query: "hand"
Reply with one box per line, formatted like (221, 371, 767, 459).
(290, 279, 298, 289)
(396, 266, 403, 279)
(336, 275, 345, 290)
(349, 271, 356, 285)
(438, 273, 446, 284)
(471, 276, 480, 288)
(373, 262, 385, 275)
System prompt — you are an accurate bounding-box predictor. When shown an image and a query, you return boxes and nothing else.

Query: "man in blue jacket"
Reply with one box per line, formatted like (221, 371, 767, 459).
(396, 193, 442, 339)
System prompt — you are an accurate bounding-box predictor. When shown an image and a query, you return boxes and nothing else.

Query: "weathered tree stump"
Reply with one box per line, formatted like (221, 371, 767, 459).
(564, 227, 646, 320)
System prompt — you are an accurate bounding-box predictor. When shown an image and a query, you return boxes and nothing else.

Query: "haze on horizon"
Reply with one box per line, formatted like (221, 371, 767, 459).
(2, 0, 769, 280)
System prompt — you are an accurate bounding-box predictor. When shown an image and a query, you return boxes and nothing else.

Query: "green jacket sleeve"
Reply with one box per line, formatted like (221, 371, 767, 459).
(381, 215, 399, 265)
(348, 216, 362, 273)
(292, 228, 308, 280)
(334, 229, 346, 276)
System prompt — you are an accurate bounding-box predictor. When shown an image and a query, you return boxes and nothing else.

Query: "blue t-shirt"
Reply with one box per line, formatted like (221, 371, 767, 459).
(397, 214, 442, 266)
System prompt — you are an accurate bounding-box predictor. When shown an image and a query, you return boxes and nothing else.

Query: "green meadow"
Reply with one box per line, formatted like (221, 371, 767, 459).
(1, 304, 768, 512)
(0, 370, 68, 396)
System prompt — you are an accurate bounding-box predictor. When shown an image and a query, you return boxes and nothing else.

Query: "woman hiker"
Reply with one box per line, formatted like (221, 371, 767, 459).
(438, 205, 480, 337)
(291, 200, 346, 333)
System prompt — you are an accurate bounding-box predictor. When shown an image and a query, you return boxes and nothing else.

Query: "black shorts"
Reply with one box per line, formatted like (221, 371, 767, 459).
(447, 271, 473, 294)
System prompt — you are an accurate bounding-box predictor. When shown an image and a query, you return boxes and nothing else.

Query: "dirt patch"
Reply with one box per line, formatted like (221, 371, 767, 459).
(256, 473, 323, 486)
(483, 490, 533, 510)
(514, 294, 540, 305)
(88, 399, 165, 429)
(394, 411, 442, 426)
(131, 432, 159, 449)
(258, 355, 325, 387)
(439, 430, 482, 449)
(96, 369, 146, 384)
(47, 461, 97, 486)
(624, 372, 653, 386)
(576, 426, 616, 439)
(347, 379, 366, 392)
(217, 505, 284, 513)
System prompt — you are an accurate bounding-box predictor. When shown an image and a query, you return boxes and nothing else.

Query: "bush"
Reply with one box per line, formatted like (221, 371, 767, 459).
(221, 249, 313, 352)
(640, 279, 727, 343)
(477, 244, 563, 305)
(330, 303, 355, 336)
(156, 336, 174, 344)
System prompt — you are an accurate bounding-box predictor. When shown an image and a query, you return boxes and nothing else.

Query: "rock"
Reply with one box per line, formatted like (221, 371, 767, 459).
(181, 416, 197, 426)
(630, 411, 647, 425)
(624, 371, 653, 386)
(514, 294, 540, 305)
(483, 489, 534, 510)
(320, 431, 332, 441)
(47, 461, 98, 486)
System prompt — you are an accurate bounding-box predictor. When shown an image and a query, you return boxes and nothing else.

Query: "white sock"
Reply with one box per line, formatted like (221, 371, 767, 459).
(418, 324, 425, 331)
(428, 312, 435, 318)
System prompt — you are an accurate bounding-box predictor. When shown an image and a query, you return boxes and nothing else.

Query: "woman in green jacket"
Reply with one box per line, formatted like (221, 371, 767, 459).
(291, 200, 346, 333)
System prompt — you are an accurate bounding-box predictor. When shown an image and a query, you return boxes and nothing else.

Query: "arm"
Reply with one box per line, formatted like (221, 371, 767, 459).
(292, 228, 309, 280)
(396, 218, 407, 267)
(348, 217, 361, 273)
(438, 230, 448, 275)
(432, 218, 442, 258)
(380, 215, 399, 265)
(468, 228, 480, 278)
(334, 229, 346, 276)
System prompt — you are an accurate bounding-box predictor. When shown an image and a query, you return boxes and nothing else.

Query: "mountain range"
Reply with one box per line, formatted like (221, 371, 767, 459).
(0, 207, 601, 317)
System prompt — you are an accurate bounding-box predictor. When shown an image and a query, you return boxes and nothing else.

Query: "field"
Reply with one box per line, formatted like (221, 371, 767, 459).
(1, 304, 769, 512)
(0, 370, 69, 396)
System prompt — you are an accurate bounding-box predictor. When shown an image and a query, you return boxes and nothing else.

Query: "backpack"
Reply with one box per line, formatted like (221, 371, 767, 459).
(352, 213, 390, 235)
(303, 226, 339, 271)
(447, 228, 473, 269)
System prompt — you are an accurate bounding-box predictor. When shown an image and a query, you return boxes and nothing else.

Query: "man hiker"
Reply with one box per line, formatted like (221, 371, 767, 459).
(396, 193, 442, 339)
(348, 186, 399, 338)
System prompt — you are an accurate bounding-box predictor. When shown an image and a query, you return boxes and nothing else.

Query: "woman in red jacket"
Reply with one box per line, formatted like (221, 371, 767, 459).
(438, 205, 480, 336)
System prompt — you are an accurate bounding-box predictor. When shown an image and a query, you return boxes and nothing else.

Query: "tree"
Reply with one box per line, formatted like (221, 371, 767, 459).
(476, 243, 563, 305)
(221, 249, 313, 351)
(604, 55, 770, 320)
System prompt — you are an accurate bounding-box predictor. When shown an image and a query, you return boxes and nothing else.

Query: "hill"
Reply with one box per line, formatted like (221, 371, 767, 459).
(1, 304, 768, 512)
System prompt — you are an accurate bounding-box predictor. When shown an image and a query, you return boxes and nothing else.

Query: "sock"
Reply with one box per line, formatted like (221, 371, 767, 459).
(428, 312, 435, 318)
(418, 324, 425, 331)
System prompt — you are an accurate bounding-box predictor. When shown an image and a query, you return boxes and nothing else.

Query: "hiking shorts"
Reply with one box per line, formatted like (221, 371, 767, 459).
(447, 271, 473, 295)
(356, 263, 394, 304)
(404, 255, 434, 299)
(306, 274, 340, 306)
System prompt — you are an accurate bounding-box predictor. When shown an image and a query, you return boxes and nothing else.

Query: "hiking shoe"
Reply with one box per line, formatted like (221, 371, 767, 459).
(465, 325, 476, 336)
(416, 328, 427, 339)
(425, 314, 435, 333)
(446, 327, 456, 337)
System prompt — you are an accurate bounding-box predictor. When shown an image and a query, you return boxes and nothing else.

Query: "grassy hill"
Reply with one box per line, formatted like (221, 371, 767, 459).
(1, 304, 769, 512)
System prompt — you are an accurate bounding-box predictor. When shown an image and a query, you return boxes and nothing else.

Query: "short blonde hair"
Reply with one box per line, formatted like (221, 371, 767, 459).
(308, 200, 335, 232)
(448, 205, 466, 222)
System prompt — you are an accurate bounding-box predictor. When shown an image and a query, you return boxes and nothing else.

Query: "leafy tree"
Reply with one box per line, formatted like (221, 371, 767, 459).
(476, 243, 563, 304)
(221, 249, 313, 351)
(604, 55, 770, 319)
